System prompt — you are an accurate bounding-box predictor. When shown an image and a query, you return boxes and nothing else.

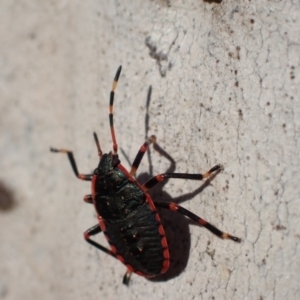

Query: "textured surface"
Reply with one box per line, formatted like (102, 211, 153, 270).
(0, 1, 299, 299)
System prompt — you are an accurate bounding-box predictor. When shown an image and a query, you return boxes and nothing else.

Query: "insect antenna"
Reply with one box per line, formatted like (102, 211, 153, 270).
(93, 132, 103, 157)
(109, 66, 122, 156)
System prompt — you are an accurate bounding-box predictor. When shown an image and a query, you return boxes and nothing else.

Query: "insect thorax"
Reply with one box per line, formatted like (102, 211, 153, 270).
(93, 154, 146, 221)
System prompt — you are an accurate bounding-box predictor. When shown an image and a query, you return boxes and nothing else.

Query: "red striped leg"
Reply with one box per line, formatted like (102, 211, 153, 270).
(130, 135, 156, 176)
(142, 165, 222, 191)
(123, 271, 132, 285)
(50, 148, 92, 181)
(84, 224, 116, 257)
(84, 195, 93, 204)
(155, 201, 241, 243)
(84, 225, 134, 285)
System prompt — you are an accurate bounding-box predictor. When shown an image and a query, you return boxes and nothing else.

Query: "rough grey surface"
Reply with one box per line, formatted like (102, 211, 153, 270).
(0, 1, 299, 299)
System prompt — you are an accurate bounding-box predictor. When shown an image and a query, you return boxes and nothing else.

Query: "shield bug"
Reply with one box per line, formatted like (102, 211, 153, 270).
(50, 66, 241, 285)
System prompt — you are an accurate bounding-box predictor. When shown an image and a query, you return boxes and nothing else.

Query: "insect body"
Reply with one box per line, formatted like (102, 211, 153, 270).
(51, 66, 241, 285)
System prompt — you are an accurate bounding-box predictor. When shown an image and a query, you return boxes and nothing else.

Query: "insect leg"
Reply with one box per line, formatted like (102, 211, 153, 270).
(50, 148, 92, 181)
(142, 165, 222, 191)
(155, 201, 241, 243)
(84, 224, 116, 257)
(84, 195, 93, 204)
(123, 270, 132, 286)
(129, 135, 157, 176)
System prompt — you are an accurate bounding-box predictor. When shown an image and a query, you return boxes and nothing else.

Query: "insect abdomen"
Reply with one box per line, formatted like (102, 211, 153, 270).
(104, 202, 167, 276)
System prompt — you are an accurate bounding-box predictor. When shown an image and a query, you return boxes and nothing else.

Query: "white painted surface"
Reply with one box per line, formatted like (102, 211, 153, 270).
(0, 1, 299, 299)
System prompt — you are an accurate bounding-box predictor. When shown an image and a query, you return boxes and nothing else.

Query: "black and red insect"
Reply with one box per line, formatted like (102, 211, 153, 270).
(50, 66, 241, 285)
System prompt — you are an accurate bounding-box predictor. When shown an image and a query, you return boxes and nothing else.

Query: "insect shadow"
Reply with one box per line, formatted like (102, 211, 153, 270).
(203, 0, 222, 4)
(121, 86, 221, 283)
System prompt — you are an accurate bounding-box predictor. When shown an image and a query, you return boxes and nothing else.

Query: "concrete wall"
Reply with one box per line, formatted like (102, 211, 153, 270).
(0, 1, 299, 299)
